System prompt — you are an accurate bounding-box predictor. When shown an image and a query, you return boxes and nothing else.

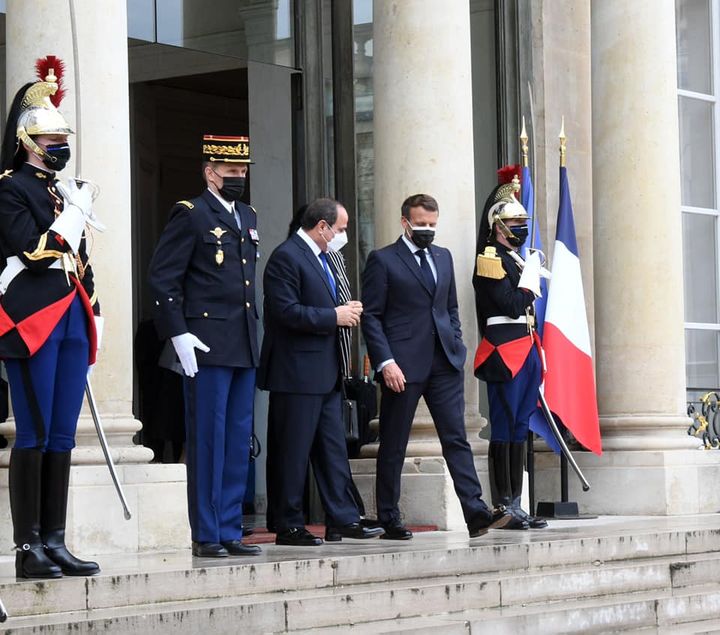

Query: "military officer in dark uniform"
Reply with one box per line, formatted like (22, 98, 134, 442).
(148, 135, 261, 558)
(0, 59, 103, 578)
(473, 174, 547, 530)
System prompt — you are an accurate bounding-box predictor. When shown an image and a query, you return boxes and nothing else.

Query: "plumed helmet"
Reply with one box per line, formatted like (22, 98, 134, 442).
(1, 56, 73, 172)
(476, 167, 530, 250)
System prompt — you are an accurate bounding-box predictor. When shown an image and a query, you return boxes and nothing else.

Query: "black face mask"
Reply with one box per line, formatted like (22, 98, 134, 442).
(507, 224, 529, 247)
(42, 143, 71, 172)
(406, 224, 436, 250)
(218, 176, 246, 202)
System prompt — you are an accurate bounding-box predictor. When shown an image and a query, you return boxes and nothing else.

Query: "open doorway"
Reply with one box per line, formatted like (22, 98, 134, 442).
(128, 43, 297, 519)
(130, 65, 250, 463)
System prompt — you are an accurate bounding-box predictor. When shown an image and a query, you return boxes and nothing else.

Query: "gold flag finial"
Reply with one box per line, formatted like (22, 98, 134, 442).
(559, 116, 566, 168)
(520, 116, 529, 168)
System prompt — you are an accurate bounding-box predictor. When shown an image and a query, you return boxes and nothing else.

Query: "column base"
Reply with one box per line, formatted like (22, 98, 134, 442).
(0, 463, 190, 554)
(350, 458, 469, 531)
(534, 446, 720, 515)
(0, 413, 155, 466)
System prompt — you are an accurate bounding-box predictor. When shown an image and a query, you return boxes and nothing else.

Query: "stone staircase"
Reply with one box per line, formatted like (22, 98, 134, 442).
(1, 515, 720, 633)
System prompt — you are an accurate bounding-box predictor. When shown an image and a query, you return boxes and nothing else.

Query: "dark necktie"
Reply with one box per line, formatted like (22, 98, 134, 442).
(416, 249, 436, 294)
(319, 252, 337, 299)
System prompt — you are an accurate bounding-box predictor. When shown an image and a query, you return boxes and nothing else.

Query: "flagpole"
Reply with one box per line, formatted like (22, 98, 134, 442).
(520, 117, 538, 514)
(521, 117, 536, 250)
(537, 118, 592, 495)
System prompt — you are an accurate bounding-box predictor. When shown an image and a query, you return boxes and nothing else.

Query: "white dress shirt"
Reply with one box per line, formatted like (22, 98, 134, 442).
(208, 188, 241, 229)
(296, 228, 325, 269)
(401, 233, 437, 281)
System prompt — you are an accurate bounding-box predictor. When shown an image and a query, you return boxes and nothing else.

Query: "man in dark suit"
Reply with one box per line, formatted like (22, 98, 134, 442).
(361, 193, 511, 539)
(148, 135, 261, 558)
(258, 198, 384, 546)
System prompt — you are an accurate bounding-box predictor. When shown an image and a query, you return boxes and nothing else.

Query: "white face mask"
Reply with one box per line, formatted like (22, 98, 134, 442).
(325, 226, 349, 251)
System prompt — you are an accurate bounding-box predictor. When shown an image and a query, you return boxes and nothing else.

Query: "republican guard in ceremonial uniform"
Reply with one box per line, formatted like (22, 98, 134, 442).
(473, 174, 548, 530)
(148, 135, 261, 558)
(0, 58, 103, 578)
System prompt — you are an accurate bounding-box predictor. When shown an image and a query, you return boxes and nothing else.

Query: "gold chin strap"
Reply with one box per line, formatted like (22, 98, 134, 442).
(16, 126, 50, 162)
(494, 217, 517, 241)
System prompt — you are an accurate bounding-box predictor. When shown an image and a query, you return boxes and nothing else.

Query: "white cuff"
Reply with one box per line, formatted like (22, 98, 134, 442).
(377, 358, 395, 372)
(49, 205, 85, 252)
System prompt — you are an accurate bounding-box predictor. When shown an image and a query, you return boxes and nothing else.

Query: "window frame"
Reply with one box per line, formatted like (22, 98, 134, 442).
(679, 0, 720, 393)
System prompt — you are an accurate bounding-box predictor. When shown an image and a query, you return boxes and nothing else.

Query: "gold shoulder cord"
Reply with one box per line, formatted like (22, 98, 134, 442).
(476, 246, 505, 280)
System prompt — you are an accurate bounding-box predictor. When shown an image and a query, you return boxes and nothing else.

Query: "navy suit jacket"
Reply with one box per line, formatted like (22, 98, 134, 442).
(148, 190, 259, 368)
(361, 237, 467, 384)
(258, 233, 341, 394)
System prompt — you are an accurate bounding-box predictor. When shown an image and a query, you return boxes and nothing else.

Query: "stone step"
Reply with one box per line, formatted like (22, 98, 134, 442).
(4, 550, 720, 633)
(294, 585, 720, 634)
(1, 519, 718, 620)
(1, 516, 719, 631)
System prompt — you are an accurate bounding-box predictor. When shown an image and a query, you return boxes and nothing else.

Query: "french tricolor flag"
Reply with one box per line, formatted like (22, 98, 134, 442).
(542, 166, 602, 455)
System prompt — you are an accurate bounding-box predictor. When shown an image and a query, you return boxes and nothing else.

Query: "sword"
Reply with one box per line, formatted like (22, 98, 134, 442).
(85, 380, 132, 519)
(538, 388, 590, 492)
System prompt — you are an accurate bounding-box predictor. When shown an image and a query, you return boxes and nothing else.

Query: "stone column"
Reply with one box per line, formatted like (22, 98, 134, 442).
(353, 0, 486, 530)
(0, 0, 188, 553)
(537, 0, 711, 515)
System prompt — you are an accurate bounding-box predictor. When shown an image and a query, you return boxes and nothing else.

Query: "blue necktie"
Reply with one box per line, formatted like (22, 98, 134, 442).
(416, 249, 436, 294)
(319, 252, 337, 299)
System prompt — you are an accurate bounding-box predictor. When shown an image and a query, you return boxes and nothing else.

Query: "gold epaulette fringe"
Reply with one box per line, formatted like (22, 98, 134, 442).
(476, 246, 506, 279)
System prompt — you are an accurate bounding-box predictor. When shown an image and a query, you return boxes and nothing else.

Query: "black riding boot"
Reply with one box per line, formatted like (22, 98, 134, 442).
(488, 441, 528, 530)
(40, 451, 100, 576)
(9, 448, 62, 579)
(509, 442, 547, 529)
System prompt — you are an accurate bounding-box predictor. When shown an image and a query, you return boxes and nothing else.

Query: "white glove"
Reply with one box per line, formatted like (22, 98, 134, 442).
(49, 204, 85, 252)
(87, 316, 104, 378)
(94, 315, 105, 351)
(56, 178, 93, 216)
(170, 333, 210, 378)
(56, 179, 106, 233)
(518, 251, 542, 297)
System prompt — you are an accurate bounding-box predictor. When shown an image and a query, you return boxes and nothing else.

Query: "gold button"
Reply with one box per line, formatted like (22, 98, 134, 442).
(245, 280, 250, 286)
(245, 302, 251, 308)
(242, 258, 247, 264)
(203, 312, 208, 317)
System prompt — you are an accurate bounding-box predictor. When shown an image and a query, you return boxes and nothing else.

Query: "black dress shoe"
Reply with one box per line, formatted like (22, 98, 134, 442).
(496, 511, 530, 531)
(192, 542, 229, 557)
(324, 522, 385, 541)
(380, 522, 413, 541)
(467, 507, 513, 538)
(275, 527, 323, 546)
(221, 540, 262, 556)
(512, 503, 548, 529)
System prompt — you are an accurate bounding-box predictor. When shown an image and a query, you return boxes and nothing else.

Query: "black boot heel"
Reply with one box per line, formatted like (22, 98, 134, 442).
(15, 544, 62, 579)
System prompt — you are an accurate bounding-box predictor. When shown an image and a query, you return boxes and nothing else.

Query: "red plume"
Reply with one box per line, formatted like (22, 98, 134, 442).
(497, 164, 522, 185)
(35, 55, 66, 107)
